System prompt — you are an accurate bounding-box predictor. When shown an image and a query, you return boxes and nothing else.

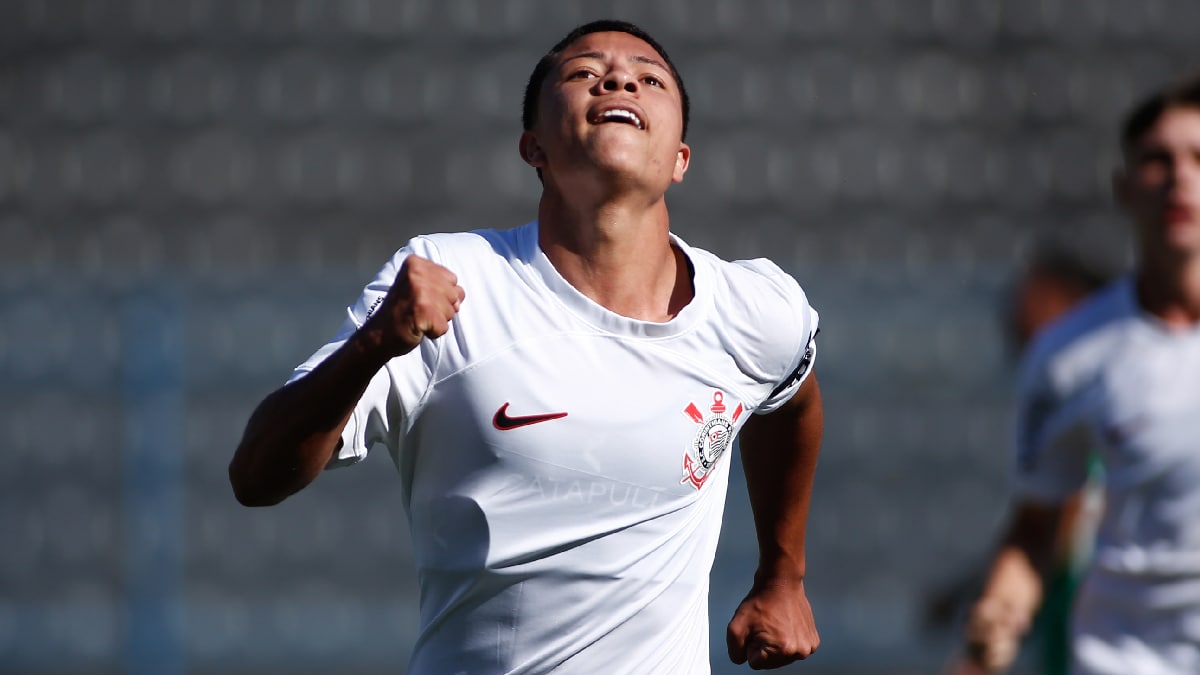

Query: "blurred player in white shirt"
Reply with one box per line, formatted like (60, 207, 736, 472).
(229, 20, 824, 674)
(926, 249, 1111, 675)
(959, 74, 1200, 674)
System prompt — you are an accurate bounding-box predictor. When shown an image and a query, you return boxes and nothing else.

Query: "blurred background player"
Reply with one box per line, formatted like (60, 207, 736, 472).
(929, 247, 1113, 675)
(1006, 250, 1112, 675)
(958, 73, 1200, 674)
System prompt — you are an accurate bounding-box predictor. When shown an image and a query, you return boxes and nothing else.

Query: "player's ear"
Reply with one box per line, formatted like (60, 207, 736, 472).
(672, 143, 690, 183)
(520, 131, 546, 168)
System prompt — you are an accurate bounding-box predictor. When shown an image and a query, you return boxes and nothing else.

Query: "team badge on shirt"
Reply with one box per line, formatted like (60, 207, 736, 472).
(682, 391, 743, 489)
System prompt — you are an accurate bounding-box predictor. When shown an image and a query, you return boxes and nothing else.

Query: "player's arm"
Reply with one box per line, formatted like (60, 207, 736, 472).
(962, 499, 1061, 673)
(228, 256, 464, 507)
(727, 372, 823, 669)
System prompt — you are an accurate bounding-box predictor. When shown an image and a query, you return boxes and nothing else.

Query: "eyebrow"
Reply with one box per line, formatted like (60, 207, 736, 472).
(562, 51, 671, 74)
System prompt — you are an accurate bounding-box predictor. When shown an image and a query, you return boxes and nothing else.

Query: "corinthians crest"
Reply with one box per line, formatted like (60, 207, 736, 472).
(681, 391, 743, 489)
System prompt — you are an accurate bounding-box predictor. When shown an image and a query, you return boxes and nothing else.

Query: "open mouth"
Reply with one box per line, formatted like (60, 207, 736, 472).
(1165, 204, 1196, 224)
(592, 107, 644, 130)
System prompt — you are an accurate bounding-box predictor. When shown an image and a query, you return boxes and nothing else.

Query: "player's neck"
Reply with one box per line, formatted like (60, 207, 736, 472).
(1136, 253, 1200, 327)
(537, 193, 693, 322)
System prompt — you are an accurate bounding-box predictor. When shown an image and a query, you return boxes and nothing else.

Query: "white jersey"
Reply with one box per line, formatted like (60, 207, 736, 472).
(290, 222, 819, 675)
(1013, 275, 1200, 674)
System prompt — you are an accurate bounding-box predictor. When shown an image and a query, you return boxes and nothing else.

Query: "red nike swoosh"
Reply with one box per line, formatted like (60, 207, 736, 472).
(492, 402, 568, 430)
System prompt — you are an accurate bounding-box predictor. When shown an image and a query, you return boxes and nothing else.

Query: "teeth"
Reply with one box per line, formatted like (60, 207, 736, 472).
(599, 109, 643, 129)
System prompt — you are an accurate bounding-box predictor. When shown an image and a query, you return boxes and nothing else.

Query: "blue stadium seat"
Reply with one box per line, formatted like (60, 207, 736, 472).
(227, 0, 339, 42)
(19, 0, 102, 41)
(169, 131, 256, 206)
(463, 51, 534, 124)
(439, 0, 544, 39)
(255, 52, 344, 125)
(361, 55, 450, 124)
(147, 52, 237, 124)
(50, 582, 121, 661)
(185, 584, 254, 659)
(338, 0, 434, 39)
(41, 55, 125, 127)
(129, 0, 220, 40)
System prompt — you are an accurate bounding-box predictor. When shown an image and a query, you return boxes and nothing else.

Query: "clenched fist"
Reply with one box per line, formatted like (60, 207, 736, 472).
(962, 595, 1031, 673)
(360, 255, 465, 359)
(727, 577, 819, 670)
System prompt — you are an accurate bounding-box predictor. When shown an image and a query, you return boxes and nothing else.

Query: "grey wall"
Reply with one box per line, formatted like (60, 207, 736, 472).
(2, 1, 1197, 673)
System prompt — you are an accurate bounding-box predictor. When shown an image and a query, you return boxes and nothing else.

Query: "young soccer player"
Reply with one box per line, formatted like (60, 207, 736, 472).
(230, 20, 823, 673)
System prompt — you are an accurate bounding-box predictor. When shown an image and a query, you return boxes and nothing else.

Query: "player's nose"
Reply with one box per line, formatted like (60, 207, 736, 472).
(601, 70, 637, 94)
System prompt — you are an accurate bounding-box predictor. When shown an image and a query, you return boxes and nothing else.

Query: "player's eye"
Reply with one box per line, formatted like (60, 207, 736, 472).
(643, 75, 664, 88)
(569, 69, 597, 80)
(1137, 150, 1171, 169)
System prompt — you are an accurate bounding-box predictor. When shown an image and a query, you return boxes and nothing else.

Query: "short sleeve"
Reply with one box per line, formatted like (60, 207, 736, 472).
(287, 239, 442, 468)
(756, 297, 820, 414)
(1011, 349, 1093, 503)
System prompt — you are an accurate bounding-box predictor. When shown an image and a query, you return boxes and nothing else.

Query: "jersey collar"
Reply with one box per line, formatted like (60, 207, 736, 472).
(522, 221, 711, 339)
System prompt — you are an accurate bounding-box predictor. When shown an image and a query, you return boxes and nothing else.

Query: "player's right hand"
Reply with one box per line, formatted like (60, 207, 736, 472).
(962, 595, 1030, 673)
(361, 255, 465, 358)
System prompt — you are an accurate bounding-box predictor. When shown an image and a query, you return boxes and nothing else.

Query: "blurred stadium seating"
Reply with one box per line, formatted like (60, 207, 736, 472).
(2, 0, 1197, 672)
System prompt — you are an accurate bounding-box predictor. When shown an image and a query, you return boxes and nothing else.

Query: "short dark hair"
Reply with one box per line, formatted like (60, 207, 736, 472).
(522, 20, 690, 141)
(1120, 73, 1200, 155)
(1026, 246, 1114, 297)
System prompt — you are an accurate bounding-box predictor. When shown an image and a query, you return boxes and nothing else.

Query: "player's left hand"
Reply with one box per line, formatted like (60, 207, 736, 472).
(726, 576, 819, 669)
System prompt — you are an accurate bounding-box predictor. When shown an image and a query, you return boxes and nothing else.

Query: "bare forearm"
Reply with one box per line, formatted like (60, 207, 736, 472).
(229, 330, 389, 506)
(724, 376, 824, 668)
(965, 501, 1061, 670)
(230, 255, 464, 506)
(978, 502, 1060, 610)
(979, 547, 1043, 614)
(740, 375, 824, 580)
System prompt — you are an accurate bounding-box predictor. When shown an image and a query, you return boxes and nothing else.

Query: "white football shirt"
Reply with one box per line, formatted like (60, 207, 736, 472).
(290, 221, 819, 674)
(1013, 275, 1200, 673)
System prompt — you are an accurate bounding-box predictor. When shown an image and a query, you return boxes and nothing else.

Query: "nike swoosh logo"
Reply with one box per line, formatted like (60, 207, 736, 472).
(492, 402, 568, 430)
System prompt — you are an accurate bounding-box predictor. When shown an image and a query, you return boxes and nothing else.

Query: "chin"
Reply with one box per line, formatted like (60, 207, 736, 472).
(587, 154, 647, 181)
(585, 142, 641, 167)
(1161, 223, 1200, 256)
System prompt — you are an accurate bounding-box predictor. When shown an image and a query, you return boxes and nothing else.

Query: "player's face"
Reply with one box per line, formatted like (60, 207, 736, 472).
(1117, 106, 1200, 257)
(520, 31, 690, 191)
